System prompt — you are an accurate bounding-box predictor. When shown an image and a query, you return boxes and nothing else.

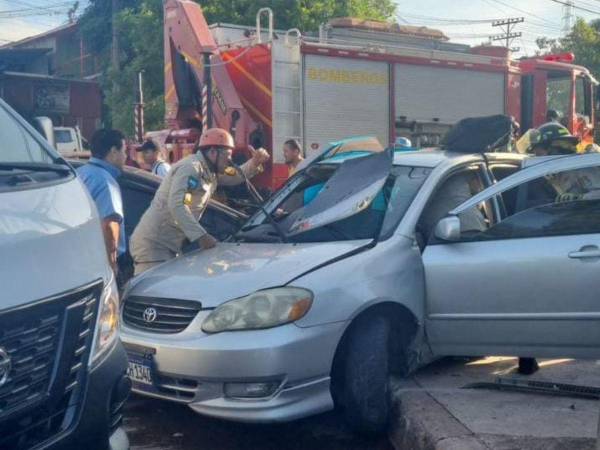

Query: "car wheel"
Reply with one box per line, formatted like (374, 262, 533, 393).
(342, 313, 391, 434)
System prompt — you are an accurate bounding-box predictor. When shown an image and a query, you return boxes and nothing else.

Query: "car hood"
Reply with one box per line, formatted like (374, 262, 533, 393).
(127, 240, 371, 307)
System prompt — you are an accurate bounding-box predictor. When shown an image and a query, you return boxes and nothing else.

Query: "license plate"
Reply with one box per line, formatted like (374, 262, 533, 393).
(127, 353, 154, 385)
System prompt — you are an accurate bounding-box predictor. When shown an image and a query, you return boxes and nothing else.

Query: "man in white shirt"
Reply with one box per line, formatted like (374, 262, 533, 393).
(138, 139, 171, 178)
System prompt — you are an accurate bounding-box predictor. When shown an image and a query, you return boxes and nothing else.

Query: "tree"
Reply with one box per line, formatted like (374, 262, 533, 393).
(536, 18, 600, 79)
(79, 0, 396, 135)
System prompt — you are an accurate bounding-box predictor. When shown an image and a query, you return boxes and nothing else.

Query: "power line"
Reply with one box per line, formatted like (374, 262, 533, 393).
(487, 0, 563, 26)
(398, 12, 504, 24)
(547, 0, 600, 15)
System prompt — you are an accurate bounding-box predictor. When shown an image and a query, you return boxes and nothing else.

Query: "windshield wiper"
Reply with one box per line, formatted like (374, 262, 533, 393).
(0, 162, 71, 174)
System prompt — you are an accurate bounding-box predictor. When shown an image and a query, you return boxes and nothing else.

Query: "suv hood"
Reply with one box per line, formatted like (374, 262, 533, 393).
(0, 178, 110, 309)
(127, 241, 371, 307)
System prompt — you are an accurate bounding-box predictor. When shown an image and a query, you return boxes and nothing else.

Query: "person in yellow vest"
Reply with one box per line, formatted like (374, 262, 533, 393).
(130, 128, 269, 275)
(283, 139, 304, 177)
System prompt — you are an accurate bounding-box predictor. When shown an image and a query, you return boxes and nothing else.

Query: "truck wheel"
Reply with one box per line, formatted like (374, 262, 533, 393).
(342, 314, 391, 435)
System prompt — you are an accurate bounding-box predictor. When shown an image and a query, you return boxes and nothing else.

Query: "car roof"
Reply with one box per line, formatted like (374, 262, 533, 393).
(392, 149, 525, 168)
(319, 148, 525, 169)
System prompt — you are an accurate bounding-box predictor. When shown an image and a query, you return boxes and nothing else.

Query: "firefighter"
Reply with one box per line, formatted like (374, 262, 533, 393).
(283, 139, 304, 176)
(129, 128, 269, 274)
(530, 122, 579, 157)
(518, 121, 580, 375)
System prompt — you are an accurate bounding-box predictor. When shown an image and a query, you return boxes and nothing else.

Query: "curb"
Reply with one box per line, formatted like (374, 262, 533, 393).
(388, 378, 597, 450)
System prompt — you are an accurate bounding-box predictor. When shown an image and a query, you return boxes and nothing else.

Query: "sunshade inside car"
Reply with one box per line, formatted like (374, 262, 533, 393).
(287, 149, 393, 235)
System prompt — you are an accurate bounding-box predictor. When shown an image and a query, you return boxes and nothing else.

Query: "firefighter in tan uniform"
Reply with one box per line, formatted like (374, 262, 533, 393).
(130, 128, 269, 274)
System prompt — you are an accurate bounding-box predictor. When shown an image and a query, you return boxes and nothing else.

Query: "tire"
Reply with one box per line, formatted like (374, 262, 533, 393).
(342, 314, 391, 435)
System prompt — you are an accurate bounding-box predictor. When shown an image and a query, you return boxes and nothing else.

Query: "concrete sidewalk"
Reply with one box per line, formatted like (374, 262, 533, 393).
(389, 357, 600, 450)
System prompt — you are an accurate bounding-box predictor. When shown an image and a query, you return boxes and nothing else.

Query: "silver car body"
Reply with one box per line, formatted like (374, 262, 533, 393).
(120, 147, 600, 423)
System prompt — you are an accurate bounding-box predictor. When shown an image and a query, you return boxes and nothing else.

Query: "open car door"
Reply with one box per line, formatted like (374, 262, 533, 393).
(423, 153, 600, 359)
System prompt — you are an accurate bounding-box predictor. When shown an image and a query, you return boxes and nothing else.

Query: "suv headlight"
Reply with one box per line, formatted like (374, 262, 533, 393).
(202, 287, 313, 333)
(89, 275, 120, 365)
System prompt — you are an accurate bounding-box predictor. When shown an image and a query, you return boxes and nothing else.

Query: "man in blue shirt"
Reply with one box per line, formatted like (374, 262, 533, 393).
(77, 129, 127, 276)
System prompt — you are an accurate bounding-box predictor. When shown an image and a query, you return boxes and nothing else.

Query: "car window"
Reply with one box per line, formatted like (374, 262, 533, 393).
(0, 104, 53, 164)
(418, 165, 489, 244)
(489, 164, 523, 216)
(461, 166, 600, 241)
(547, 74, 571, 122)
(54, 129, 73, 144)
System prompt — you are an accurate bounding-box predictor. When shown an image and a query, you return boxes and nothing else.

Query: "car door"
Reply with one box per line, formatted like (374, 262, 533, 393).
(423, 153, 600, 360)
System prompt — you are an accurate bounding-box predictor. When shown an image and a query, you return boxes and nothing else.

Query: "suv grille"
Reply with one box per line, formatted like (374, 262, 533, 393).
(0, 281, 101, 450)
(123, 296, 201, 333)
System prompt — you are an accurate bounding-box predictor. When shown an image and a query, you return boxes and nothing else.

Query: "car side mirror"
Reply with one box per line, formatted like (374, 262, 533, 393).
(434, 216, 461, 242)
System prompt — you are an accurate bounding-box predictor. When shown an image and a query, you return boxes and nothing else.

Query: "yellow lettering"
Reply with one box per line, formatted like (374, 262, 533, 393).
(308, 67, 387, 85)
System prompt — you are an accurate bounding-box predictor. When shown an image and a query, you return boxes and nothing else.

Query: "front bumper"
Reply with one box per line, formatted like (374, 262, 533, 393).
(47, 341, 130, 450)
(120, 319, 346, 423)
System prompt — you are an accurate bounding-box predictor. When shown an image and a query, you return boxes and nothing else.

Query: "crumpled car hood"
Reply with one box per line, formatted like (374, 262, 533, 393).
(127, 241, 370, 307)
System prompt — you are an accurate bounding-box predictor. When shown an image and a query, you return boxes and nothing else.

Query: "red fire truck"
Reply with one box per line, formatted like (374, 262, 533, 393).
(158, 0, 597, 191)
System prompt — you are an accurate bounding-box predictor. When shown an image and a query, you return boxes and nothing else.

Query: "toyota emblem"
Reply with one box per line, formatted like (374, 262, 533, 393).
(143, 307, 158, 323)
(0, 347, 11, 388)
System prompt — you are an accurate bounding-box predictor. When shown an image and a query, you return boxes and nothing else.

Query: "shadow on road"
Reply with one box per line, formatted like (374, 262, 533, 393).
(124, 395, 392, 450)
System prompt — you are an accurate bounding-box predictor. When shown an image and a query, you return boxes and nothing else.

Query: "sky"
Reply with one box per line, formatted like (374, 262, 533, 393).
(394, 0, 600, 55)
(1, 0, 600, 55)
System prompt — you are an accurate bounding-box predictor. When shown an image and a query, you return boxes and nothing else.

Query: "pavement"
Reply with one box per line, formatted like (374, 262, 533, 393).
(390, 357, 600, 450)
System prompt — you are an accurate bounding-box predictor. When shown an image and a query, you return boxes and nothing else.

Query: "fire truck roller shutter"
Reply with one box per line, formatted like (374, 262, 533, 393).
(303, 55, 390, 157)
(394, 63, 505, 126)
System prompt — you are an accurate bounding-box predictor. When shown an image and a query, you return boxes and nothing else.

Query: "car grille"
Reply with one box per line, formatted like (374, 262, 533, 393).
(0, 281, 101, 450)
(123, 296, 202, 333)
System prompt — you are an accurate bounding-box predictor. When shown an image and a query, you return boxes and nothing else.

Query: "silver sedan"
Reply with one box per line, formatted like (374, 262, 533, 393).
(120, 139, 600, 433)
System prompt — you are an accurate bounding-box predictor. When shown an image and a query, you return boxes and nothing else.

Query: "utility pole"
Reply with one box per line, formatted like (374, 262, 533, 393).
(562, 0, 574, 35)
(490, 17, 524, 50)
(134, 71, 145, 143)
(111, 0, 120, 94)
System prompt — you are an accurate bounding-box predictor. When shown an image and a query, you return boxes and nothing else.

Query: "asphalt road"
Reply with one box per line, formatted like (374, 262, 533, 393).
(123, 395, 392, 450)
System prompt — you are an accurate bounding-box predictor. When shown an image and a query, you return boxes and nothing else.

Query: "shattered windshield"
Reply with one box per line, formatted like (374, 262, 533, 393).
(238, 152, 430, 243)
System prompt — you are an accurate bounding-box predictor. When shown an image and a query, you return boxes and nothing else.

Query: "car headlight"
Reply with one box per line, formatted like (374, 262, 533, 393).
(89, 275, 120, 365)
(201, 287, 313, 333)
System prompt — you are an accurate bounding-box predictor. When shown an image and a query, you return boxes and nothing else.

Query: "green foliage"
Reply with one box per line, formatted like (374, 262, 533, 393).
(537, 18, 600, 80)
(79, 0, 396, 135)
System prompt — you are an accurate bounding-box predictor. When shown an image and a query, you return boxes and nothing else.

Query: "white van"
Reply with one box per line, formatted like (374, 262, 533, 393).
(0, 99, 129, 450)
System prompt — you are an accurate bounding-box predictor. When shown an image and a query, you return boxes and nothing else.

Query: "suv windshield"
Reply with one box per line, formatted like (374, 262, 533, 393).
(238, 158, 430, 243)
(0, 102, 70, 189)
(0, 105, 55, 164)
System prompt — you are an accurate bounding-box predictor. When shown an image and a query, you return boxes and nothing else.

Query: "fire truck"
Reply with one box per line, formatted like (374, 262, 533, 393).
(158, 0, 597, 191)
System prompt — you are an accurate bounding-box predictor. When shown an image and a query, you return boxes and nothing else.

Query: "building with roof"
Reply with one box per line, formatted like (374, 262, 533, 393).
(0, 22, 102, 139)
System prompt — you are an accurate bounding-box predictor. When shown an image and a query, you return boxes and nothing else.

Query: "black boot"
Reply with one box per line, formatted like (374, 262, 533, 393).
(518, 357, 539, 375)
